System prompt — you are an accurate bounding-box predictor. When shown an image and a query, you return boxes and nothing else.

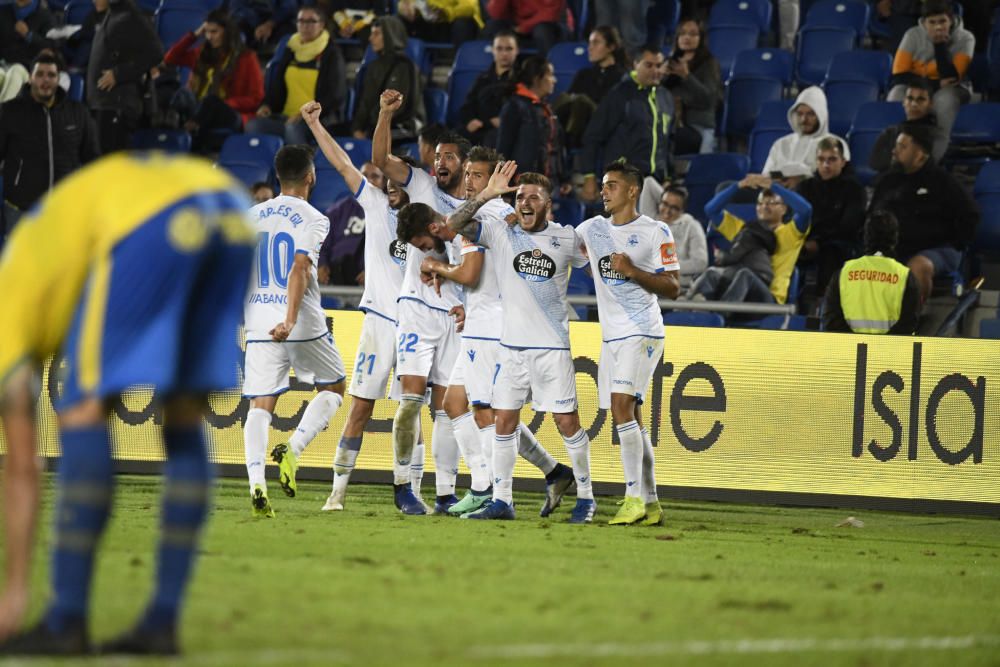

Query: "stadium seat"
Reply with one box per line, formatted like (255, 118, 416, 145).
(755, 99, 794, 130)
(552, 197, 585, 227)
(729, 49, 795, 87)
(974, 163, 1000, 254)
(950, 104, 1000, 145)
(132, 129, 192, 153)
(824, 79, 880, 136)
(989, 18, 1000, 96)
(684, 153, 750, 221)
(567, 267, 594, 319)
(708, 25, 761, 83)
(647, 0, 681, 41)
(850, 100, 905, 131)
(721, 76, 783, 140)
(847, 128, 883, 185)
(362, 38, 431, 76)
(824, 50, 893, 91)
(708, 0, 772, 32)
(424, 87, 448, 126)
(795, 26, 857, 86)
(68, 71, 85, 102)
(155, 4, 205, 50)
(64, 0, 93, 24)
(745, 313, 808, 330)
(453, 40, 494, 73)
(396, 141, 420, 162)
(975, 161, 1000, 195)
(748, 128, 787, 172)
(803, 0, 870, 35)
(446, 69, 479, 127)
(331, 137, 372, 167)
(217, 162, 270, 189)
(663, 311, 725, 327)
(567, 0, 590, 38)
(548, 42, 589, 95)
(310, 154, 352, 211)
(219, 133, 283, 168)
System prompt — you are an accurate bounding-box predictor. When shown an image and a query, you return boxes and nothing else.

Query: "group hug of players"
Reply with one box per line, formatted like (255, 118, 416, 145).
(247, 89, 682, 526)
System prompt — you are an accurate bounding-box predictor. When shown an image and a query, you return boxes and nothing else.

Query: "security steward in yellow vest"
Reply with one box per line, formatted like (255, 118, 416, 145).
(823, 210, 921, 335)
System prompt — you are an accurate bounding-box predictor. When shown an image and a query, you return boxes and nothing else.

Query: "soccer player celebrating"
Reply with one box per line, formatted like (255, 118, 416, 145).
(0, 153, 255, 655)
(446, 163, 597, 523)
(373, 90, 467, 515)
(300, 101, 414, 511)
(243, 145, 346, 517)
(577, 160, 681, 525)
(415, 147, 576, 517)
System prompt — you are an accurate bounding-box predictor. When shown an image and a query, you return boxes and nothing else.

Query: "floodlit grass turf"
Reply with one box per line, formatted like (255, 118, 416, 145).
(7, 474, 1000, 667)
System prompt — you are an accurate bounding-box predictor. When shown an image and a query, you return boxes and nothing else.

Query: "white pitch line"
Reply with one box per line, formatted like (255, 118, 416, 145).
(467, 635, 1000, 660)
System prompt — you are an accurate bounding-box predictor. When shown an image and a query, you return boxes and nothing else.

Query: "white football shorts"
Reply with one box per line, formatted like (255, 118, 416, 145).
(448, 337, 501, 406)
(243, 333, 346, 397)
(597, 336, 664, 409)
(492, 347, 577, 413)
(395, 299, 459, 387)
(349, 312, 401, 401)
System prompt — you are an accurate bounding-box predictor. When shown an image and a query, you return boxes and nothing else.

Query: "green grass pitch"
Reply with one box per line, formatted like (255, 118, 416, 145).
(7, 474, 1000, 666)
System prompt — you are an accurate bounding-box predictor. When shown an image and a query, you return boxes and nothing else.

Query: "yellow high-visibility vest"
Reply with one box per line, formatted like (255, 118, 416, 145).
(839, 253, 910, 334)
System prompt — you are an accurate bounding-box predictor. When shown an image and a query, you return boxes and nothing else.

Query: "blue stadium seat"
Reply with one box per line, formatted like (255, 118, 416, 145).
(446, 69, 479, 127)
(424, 87, 448, 126)
(950, 104, 1000, 145)
(974, 163, 1000, 254)
(748, 128, 787, 172)
(132, 129, 192, 153)
(332, 137, 372, 167)
(850, 100, 905, 131)
(567, 267, 594, 319)
(729, 49, 795, 86)
(548, 42, 589, 95)
(755, 99, 794, 130)
(647, 0, 681, 41)
(989, 17, 1000, 95)
(68, 72, 85, 102)
(155, 4, 205, 50)
(684, 153, 750, 222)
(824, 50, 893, 91)
(552, 197, 585, 228)
(975, 161, 1000, 195)
(721, 76, 783, 139)
(453, 40, 494, 73)
(663, 311, 725, 327)
(823, 79, 880, 136)
(396, 141, 420, 162)
(745, 313, 808, 330)
(795, 26, 856, 86)
(803, 0, 870, 35)
(219, 133, 283, 168)
(847, 128, 883, 185)
(362, 38, 431, 76)
(310, 154, 352, 211)
(708, 0, 772, 31)
(708, 25, 761, 83)
(218, 163, 270, 189)
(65, 0, 93, 24)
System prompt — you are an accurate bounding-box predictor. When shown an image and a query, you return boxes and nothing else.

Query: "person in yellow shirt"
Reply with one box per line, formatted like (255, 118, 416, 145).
(0, 152, 255, 656)
(823, 211, 921, 335)
(398, 0, 482, 46)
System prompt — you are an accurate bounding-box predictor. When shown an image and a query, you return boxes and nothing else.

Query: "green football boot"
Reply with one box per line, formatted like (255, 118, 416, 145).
(447, 488, 492, 516)
(639, 501, 664, 526)
(271, 443, 298, 497)
(251, 485, 275, 518)
(608, 496, 646, 525)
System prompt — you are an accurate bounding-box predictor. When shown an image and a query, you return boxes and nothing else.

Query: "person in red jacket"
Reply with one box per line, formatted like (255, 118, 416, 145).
(483, 0, 568, 56)
(164, 8, 264, 152)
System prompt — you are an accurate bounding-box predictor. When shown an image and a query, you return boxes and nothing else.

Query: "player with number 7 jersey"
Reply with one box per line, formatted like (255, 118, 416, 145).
(242, 144, 347, 517)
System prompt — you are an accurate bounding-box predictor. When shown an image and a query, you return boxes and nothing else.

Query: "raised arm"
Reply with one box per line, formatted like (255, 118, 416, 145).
(770, 182, 812, 233)
(301, 101, 362, 194)
(446, 160, 519, 238)
(703, 181, 740, 225)
(372, 89, 412, 184)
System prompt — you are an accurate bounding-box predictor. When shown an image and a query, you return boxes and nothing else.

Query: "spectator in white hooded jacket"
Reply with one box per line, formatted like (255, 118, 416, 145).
(762, 86, 850, 176)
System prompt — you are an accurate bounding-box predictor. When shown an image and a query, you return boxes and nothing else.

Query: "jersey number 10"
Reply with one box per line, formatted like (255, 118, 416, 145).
(257, 231, 296, 289)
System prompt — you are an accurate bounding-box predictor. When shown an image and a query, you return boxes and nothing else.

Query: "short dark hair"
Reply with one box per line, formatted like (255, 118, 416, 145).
(435, 131, 471, 162)
(419, 122, 447, 146)
(493, 28, 518, 43)
(922, 0, 952, 18)
(396, 202, 438, 242)
(905, 77, 933, 95)
(899, 122, 934, 155)
(817, 136, 845, 156)
(634, 44, 664, 62)
(517, 172, 553, 197)
(864, 210, 899, 255)
(515, 55, 552, 87)
(31, 50, 64, 73)
(250, 181, 273, 193)
(397, 153, 419, 168)
(664, 185, 688, 204)
(467, 145, 503, 172)
(603, 160, 643, 190)
(274, 144, 315, 185)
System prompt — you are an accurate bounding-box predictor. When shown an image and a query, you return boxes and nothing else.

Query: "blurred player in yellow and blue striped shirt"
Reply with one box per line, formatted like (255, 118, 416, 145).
(0, 152, 255, 656)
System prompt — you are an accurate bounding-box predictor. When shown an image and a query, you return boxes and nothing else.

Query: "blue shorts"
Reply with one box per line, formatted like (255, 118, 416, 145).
(56, 194, 254, 411)
(909, 246, 962, 277)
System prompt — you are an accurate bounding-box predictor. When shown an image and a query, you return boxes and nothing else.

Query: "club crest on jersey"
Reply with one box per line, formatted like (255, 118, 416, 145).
(467, 349, 476, 362)
(627, 234, 639, 247)
(598, 255, 629, 285)
(514, 248, 556, 282)
(550, 236, 561, 248)
(389, 240, 408, 266)
(647, 345, 654, 358)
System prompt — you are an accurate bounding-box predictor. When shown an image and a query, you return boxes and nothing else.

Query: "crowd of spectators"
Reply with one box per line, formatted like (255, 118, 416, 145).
(0, 0, 997, 333)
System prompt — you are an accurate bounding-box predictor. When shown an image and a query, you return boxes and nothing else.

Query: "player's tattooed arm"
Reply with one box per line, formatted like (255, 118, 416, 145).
(446, 160, 520, 236)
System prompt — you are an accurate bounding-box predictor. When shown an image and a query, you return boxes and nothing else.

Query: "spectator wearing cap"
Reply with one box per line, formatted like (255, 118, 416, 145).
(868, 123, 978, 302)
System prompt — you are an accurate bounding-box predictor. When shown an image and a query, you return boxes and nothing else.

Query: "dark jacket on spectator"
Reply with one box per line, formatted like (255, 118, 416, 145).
(868, 113, 946, 172)
(497, 83, 564, 185)
(663, 56, 722, 131)
(567, 62, 626, 106)
(350, 15, 424, 137)
(459, 65, 515, 127)
(869, 160, 979, 259)
(796, 171, 866, 248)
(264, 35, 346, 127)
(165, 31, 265, 123)
(228, 0, 298, 37)
(0, 0, 54, 68)
(714, 219, 776, 285)
(579, 72, 674, 179)
(67, 6, 108, 69)
(0, 84, 99, 211)
(486, 0, 565, 35)
(86, 0, 162, 120)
